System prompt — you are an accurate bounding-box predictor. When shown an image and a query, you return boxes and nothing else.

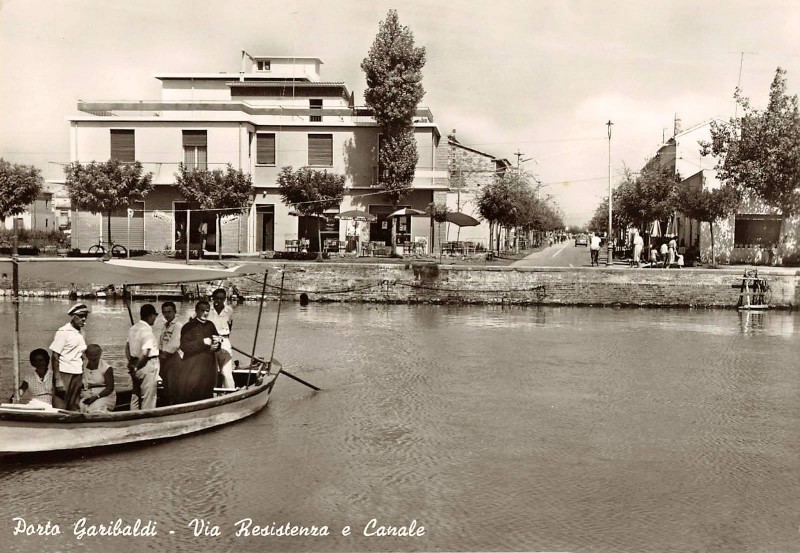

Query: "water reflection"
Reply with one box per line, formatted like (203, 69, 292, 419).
(1, 301, 799, 553)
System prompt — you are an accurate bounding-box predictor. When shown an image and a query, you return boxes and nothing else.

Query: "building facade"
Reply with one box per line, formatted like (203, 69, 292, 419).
(650, 120, 800, 265)
(1, 191, 57, 232)
(64, 54, 448, 254)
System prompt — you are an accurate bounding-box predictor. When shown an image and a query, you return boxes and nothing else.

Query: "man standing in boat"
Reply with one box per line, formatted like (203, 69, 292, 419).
(158, 301, 183, 401)
(126, 304, 160, 410)
(50, 304, 90, 410)
(208, 288, 235, 389)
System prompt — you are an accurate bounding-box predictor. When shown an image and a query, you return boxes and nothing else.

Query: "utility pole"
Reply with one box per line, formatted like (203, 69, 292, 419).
(606, 120, 614, 266)
(514, 150, 524, 175)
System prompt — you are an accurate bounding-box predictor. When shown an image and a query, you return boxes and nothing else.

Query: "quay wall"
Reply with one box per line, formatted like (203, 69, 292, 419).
(3, 262, 797, 309)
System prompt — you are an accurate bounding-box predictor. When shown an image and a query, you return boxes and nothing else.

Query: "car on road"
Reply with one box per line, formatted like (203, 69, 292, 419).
(575, 234, 588, 247)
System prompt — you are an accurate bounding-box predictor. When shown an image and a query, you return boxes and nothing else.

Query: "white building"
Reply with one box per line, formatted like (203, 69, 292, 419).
(65, 54, 448, 254)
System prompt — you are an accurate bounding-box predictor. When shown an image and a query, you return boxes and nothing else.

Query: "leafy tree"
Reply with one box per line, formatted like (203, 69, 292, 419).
(0, 159, 43, 223)
(426, 201, 449, 251)
(175, 164, 253, 257)
(361, 9, 426, 130)
(362, 9, 426, 247)
(675, 180, 740, 265)
(619, 163, 680, 231)
(277, 166, 345, 256)
(64, 160, 154, 249)
(702, 67, 800, 260)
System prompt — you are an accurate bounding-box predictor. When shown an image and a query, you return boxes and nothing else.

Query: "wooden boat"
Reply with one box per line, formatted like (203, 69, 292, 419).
(0, 365, 280, 455)
(0, 256, 310, 456)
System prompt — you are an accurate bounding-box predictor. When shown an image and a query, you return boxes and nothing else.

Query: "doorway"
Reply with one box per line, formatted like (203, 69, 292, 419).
(256, 205, 274, 251)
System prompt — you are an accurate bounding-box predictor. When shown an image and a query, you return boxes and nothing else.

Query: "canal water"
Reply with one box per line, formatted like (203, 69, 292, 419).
(1, 300, 798, 553)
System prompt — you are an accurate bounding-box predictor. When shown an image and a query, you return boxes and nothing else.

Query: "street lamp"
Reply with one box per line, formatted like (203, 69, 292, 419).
(606, 120, 614, 266)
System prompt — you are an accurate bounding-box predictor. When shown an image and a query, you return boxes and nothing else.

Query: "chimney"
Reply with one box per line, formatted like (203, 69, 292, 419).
(674, 113, 682, 136)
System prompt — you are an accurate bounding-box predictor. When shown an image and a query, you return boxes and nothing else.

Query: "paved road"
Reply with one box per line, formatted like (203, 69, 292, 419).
(512, 239, 622, 267)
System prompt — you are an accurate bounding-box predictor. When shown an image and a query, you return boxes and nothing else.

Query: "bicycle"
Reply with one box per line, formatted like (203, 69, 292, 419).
(87, 240, 128, 258)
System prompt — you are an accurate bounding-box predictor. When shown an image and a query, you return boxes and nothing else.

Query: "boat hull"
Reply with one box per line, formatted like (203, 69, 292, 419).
(0, 371, 278, 455)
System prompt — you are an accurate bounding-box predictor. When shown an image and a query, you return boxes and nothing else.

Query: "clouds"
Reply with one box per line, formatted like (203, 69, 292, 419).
(1, 0, 799, 226)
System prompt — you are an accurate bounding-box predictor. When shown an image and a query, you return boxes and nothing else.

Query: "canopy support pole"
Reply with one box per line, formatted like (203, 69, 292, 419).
(269, 266, 286, 367)
(12, 235, 21, 404)
(246, 270, 269, 387)
(123, 285, 134, 325)
(186, 208, 191, 265)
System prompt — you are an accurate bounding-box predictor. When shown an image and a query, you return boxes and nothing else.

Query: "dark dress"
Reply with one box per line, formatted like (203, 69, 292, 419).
(168, 318, 218, 404)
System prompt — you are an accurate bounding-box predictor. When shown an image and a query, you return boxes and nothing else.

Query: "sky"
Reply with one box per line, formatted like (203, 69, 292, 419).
(1, 0, 799, 226)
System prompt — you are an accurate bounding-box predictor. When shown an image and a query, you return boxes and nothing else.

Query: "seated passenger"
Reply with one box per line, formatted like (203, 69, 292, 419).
(17, 348, 55, 408)
(79, 344, 116, 413)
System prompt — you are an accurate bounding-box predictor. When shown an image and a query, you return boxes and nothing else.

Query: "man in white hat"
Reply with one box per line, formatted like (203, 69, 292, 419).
(49, 303, 90, 410)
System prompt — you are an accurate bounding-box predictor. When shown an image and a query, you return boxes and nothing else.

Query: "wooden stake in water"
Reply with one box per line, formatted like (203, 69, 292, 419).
(12, 235, 20, 403)
(247, 270, 269, 387)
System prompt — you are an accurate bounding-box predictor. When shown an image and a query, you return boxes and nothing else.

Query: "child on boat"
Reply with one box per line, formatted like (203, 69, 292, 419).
(17, 349, 56, 409)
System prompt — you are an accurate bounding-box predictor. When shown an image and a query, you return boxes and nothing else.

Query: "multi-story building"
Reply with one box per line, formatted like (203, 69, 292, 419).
(445, 134, 510, 246)
(1, 191, 57, 233)
(64, 54, 448, 254)
(648, 120, 799, 264)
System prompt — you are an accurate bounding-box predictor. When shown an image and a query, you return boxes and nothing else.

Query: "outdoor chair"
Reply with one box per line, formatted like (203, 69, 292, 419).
(285, 239, 299, 252)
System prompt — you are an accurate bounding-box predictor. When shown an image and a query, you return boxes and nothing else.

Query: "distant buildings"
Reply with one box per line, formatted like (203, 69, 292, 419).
(647, 120, 799, 265)
(61, 54, 449, 253)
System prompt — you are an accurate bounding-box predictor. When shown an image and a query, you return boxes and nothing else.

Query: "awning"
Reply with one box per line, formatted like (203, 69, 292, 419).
(0, 258, 263, 287)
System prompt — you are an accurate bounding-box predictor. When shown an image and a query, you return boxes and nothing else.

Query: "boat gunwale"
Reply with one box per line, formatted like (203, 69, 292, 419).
(0, 367, 279, 424)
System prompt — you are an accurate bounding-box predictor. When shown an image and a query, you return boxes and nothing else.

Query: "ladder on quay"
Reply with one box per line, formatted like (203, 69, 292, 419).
(735, 268, 771, 310)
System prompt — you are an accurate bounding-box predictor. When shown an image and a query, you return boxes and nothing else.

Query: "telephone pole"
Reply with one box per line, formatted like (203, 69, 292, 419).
(606, 120, 614, 266)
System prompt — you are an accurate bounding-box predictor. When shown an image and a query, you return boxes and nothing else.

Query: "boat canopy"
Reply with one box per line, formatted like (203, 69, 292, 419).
(0, 258, 263, 286)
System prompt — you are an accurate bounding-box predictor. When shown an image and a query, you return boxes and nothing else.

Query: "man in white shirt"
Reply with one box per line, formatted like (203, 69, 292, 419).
(49, 303, 90, 410)
(589, 233, 602, 266)
(126, 303, 160, 410)
(208, 288, 236, 389)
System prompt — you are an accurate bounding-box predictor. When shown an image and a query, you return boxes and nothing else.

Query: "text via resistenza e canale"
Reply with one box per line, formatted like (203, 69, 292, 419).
(11, 517, 425, 540)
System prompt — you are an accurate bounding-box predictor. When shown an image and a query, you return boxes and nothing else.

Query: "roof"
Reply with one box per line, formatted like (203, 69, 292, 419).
(248, 56, 323, 63)
(227, 80, 346, 87)
(0, 258, 263, 286)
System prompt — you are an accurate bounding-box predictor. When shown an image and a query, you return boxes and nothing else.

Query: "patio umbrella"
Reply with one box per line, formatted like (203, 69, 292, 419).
(387, 207, 426, 218)
(445, 212, 480, 227)
(650, 220, 662, 237)
(335, 209, 377, 222)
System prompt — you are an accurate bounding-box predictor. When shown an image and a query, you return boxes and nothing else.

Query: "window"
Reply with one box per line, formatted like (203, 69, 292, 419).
(110, 130, 135, 162)
(256, 60, 271, 71)
(310, 99, 322, 122)
(734, 214, 782, 247)
(182, 130, 207, 170)
(256, 133, 276, 165)
(308, 134, 333, 166)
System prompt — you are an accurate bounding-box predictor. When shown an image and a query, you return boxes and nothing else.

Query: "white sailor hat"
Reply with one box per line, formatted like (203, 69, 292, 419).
(67, 303, 91, 316)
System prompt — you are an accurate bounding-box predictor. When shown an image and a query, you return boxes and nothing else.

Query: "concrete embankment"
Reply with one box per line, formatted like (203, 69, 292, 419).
(2, 261, 798, 309)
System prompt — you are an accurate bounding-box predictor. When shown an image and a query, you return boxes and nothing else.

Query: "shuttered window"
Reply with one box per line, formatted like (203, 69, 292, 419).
(256, 133, 276, 165)
(183, 130, 207, 170)
(308, 134, 333, 167)
(110, 130, 135, 162)
(310, 99, 322, 122)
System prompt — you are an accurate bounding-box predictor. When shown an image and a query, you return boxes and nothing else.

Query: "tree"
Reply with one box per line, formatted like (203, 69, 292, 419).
(675, 180, 740, 265)
(0, 159, 43, 223)
(277, 166, 345, 257)
(361, 10, 426, 130)
(64, 160, 154, 251)
(175, 164, 253, 257)
(362, 10, 426, 246)
(703, 67, 800, 260)
(426, 201, 449, 252)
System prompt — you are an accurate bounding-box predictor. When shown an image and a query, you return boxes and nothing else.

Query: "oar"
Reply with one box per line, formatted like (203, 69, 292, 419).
(231, 345, 321, 391)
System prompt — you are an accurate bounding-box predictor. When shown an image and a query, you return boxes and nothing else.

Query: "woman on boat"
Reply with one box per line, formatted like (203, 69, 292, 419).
(79, 344, 116, 413)
(168, 300, 221, 404)
(17, 349, 55, 408)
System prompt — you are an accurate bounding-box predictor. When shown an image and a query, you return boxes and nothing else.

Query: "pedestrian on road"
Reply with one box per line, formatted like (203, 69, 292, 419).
(589, 233, 602, 266)
(632, 230, 644, 268)
(660, 240, 669, 268)
(668, 236, 677, 267)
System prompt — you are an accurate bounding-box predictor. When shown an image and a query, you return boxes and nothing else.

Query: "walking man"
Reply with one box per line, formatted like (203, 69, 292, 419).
(632, 230, 644, 268)
(208, 288, 236, 389)
(49, 303, 90, 410)
(126, 303, 160, 410)
(589, 233, 602, 266)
